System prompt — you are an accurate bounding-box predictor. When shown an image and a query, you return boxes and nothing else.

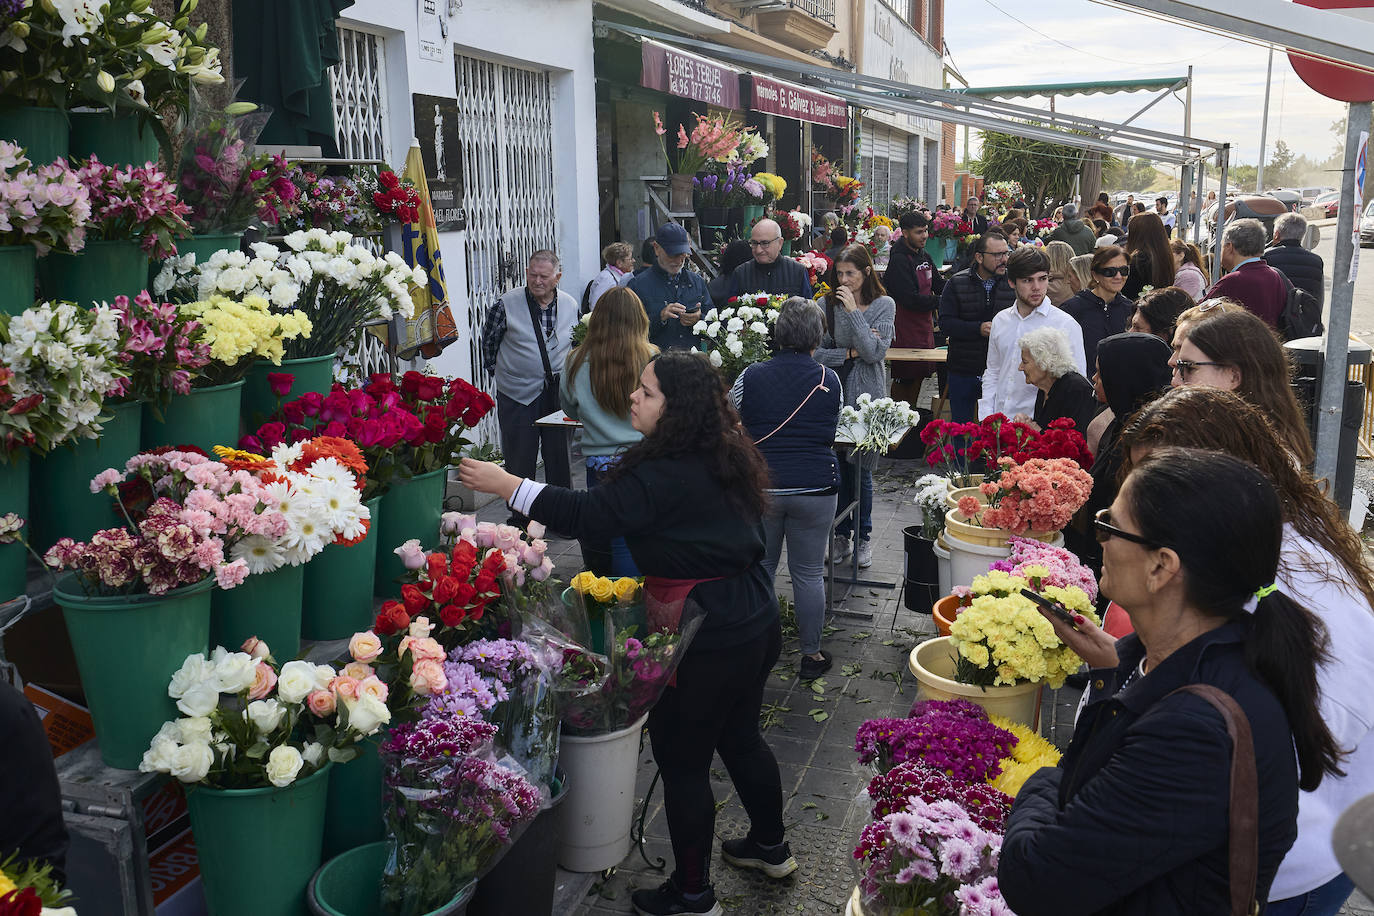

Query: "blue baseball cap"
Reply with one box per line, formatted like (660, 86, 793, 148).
(655, 222, 691, 255)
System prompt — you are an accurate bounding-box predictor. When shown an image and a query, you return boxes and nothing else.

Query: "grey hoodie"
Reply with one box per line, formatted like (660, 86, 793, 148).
(1049, 218, 1098, 256)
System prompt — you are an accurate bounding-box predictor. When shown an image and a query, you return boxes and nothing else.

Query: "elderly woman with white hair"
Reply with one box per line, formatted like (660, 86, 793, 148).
(1013, 325, 1098, 435)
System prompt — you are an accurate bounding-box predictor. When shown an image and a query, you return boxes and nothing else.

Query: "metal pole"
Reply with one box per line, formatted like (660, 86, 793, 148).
(1181, 66, 1193, 238)
(1314, 102, 1373, 486)
(1178, 161, 1192, 239)
(1194, 159, 1206, 245)
(1256, 46, 1274, 192)
(1213, 145, 1229, 274)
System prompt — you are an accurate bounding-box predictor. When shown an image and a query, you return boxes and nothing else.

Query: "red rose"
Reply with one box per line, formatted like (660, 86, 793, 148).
(425, 552, 448, 584)
(481, 550, 506, 575)
(432, 575, 460, 605)
(1, 887, 42, 916)
(401, 583, 429, 616)
(452, 581, 478, 607)
(473, 570, 497, 595)
(461, 392, 494, 426)
(374, 600, 410, 636)
(414, 375, 445, 402)
(258, 422, 286, 448)
(365, 373, 396, 397)
(400, 370, 424, 395)
(439, 603, 465, 627)
(469, 598, 488, 622)
(423, 406, 447, 443)
(451, 540, 477, 575)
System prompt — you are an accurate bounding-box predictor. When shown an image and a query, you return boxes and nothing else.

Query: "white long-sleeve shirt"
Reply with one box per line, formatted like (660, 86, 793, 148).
(977, 298, 1086, 420)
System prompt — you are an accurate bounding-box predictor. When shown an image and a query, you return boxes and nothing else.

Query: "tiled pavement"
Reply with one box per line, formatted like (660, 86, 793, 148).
(467, 446, 1374, 916)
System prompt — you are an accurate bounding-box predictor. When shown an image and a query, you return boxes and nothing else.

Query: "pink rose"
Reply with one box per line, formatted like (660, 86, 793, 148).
(306, 689, 336, 716)
(474, 522, 497, 548)
(247, 661, 277, 700)
(357, 675, 389, 702)
(530, 557, 554, 582)
(525, 520, 546, 539)
(330, 676, 360, 701)
(341, 661, 375, 681)
(409, 659, 447, 695)
(408, 636, 444, 662)
(348, 630, 383, 663)
(241, 636, 271, 660)
(492, 524, 522, 552)
(393, 539, 426, 570)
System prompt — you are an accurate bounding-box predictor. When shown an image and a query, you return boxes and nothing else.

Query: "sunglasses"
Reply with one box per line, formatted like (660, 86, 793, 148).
(1171, 358, 1227, 380)
(1094, 509, 1159, 548)
(1094, 265, 1131, 278)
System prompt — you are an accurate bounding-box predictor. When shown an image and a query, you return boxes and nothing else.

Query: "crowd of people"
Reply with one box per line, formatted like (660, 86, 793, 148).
(461, 190, 1371, 916)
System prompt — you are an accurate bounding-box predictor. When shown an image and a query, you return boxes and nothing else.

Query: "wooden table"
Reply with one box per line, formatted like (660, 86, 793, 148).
(885, 347, 948, 417)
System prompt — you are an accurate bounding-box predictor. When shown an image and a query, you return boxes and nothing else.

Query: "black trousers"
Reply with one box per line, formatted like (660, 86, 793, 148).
(647, 620, 784, 893)
(496, 386, 571, 508)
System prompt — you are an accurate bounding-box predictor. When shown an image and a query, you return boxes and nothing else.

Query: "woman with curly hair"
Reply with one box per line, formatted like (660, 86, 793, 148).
(460, 350, 790, 916)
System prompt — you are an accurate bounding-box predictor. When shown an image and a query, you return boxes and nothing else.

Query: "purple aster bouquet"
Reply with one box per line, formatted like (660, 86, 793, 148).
(854, 699, 1015, 779)
(852, 798, 1008, 916)
(379, 714, 542, 916)
(987, 535, 1098, 603)
(866, 761, 1011, 831)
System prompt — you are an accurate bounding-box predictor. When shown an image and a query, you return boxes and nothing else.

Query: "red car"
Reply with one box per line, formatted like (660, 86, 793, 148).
(1315, 191, 1340, 219)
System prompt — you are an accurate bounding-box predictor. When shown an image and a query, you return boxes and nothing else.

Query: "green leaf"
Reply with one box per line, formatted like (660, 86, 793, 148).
(851, 631, 872, 640)
(841, 663, 862, 677)
(800, 801, 817, 810)
(809, 709, 829, 722)
(815, 811, 830, 821)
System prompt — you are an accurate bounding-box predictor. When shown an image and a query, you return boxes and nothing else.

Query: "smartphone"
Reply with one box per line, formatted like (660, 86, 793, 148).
(684, 301, 702, 314)
(1020, 588, 1079, 630)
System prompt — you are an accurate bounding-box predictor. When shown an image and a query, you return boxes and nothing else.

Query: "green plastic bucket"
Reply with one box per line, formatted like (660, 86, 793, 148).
(302, 496, 380, 641)
(67, 112, 159, 167)
(175, 233, 242, 263)
(0, 106, 68, 165)
(141, 380, 243, 453)
(29, 398, 141, 551)
(54, 574, 212, 769)
(241, 353, 336, 430)
(307, 841, 476, 916)
(0, 450, 29, 603)
(189, 763, 332, 916)
(211, 562, 305, 660)
(0, 244, 36, 316)
(321, 734, 383, 860)
(374, 469, 446, 598)
(37, 239, 150, 306)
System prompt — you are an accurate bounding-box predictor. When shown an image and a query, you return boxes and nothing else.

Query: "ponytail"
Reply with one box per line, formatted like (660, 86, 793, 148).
(1245, 592, 1344, 791)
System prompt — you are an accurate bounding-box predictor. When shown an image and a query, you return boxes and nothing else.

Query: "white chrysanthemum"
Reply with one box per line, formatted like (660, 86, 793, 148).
(232, 535, 286, 574)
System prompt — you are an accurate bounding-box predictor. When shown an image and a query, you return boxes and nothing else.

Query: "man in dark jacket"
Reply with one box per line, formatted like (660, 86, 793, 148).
(1264, 212, 1325, 313)
(961, 196, 989, 235)
(1207, 218, 1288, 328)
(0, 680, 68, 882)
(729, 218, 813, 298)
(1048, 203, 1097, 256)
(937, 231, 1015, 422)
(628, 222, 711, 351)
(884, 211, 945, 401)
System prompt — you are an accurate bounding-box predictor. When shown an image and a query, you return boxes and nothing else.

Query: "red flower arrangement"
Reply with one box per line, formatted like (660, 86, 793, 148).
(368, 371, 495, 476)
(921, 415, 1092, 483)
(373, 539, 508, 637)
(369, 169, 421, 224)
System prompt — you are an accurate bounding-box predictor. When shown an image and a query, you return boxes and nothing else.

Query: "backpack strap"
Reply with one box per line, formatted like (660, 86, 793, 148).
(1166, 683, 1260, 916)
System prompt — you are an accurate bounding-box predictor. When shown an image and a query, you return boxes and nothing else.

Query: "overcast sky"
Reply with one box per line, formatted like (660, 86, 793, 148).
(942, 0, 1359, 169)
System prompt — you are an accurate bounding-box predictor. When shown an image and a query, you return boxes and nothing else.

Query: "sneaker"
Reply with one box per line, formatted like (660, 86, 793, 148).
(631, 877, 722, 916)
(798, 649, 833, 681)
(721, 836, 799, 879)
(856, 539, 873, 568)
(833, 536, 852, 563)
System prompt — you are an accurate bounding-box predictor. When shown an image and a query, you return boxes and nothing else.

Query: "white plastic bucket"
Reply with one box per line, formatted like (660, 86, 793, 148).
(944, 531, 1063, 590)
(933, 535, 951, 598)
(554, 714, 649, 872)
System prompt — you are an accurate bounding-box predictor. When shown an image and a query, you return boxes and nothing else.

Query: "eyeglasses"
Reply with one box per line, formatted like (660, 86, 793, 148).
(748, 237, 781, 247)
(980, 250, 1010, 259)
(1172, 358, 1226, 380)
(1094, 509, 1159, 548)
(1094, 265, 1131, 278)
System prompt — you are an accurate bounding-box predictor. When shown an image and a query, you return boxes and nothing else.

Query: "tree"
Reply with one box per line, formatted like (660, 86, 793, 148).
(1264, 139, 1297, 188)
(1101, 157, 1158, 193)
(973, 129, 1093, 217)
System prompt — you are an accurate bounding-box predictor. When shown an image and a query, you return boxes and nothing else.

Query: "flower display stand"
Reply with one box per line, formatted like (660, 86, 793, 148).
(189, 763, 333, 916)
(374, 469, 446, 598)
(908, 637, 1041, 727)
(54, 574, 212, 769)
(37, 239, 149, 306)
(241, 353, 336, 429)
(29, 398, 142, 551)
(211, 564, 305, 660)
(468, 771, 569, 916)
(0, 451, 29, 602)
(0, 106, 68, 165)
(308, 841, 476, 916)
(555, 714, 649, 872)
(0, 244, 37, 316)
(68, 112, 159, 167)
(302, 496, 381, 641)
(141, 380, 244, 452)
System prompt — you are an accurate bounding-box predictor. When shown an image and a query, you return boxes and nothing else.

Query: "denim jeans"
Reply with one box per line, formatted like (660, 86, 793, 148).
(762, 491, 837, 655)
(946, 372, 982, 423)
(583, 462, 639, 577)
(835, 461, 872, 542)
(1266, 873, 1355, 916)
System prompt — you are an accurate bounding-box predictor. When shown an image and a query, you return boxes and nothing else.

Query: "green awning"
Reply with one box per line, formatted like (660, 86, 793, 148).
(953, 77, 1187, 100)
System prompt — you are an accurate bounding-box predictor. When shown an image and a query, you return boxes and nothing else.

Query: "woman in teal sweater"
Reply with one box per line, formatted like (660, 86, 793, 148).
(561, 286, 657, 575)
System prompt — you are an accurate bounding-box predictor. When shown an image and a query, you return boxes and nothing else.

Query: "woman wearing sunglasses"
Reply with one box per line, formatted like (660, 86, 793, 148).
(1000, 446, 1342, 916)
(1169, 308, 1314, 467)
(1061, 245, 1135, 374)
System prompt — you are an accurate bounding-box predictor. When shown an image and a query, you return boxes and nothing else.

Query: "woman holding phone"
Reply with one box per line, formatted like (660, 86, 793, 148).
(460, 350, 790, 916)
(999, 447, 1341, 916)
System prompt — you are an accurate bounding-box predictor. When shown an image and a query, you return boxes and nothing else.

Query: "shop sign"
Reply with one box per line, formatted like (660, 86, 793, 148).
(749, 74, 847, 128)
(640, 40, 741, 109)
(412, 93, 466, 231)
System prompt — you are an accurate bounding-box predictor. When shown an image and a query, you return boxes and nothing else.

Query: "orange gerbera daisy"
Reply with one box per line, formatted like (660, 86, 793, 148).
(295, 436, 368, 477)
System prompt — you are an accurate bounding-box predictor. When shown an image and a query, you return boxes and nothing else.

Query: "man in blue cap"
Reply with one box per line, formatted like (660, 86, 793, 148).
(628, 222, 712, 351)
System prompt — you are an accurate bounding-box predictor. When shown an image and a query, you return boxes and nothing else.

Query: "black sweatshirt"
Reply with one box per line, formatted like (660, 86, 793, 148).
(529, 453, 777, 651)
(0, 680, 68, 881)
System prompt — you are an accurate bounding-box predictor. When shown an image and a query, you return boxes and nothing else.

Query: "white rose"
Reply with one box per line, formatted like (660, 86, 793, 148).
(139, 733, 179, 774)
(344, 693, 390, 736)
(277, 660, 319, 704)
(246, 698, 285, 734)
(175, 681, 220, 718)
(211, 649, 258, 694)
(176, 716, 214, 745)
(265, 744, 304, 788)
(302, 741, 324, 767)
(168, 653, 213, 699)
(168, 742, 214, 783)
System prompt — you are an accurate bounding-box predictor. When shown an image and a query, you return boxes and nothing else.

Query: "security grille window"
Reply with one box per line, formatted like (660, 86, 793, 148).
(332, 26, 391, 162)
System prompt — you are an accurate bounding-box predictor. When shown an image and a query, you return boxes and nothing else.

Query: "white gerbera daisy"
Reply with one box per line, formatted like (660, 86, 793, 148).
(232, 535, 286, 574)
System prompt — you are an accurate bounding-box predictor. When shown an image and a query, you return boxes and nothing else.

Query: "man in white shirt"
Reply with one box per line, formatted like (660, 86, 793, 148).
(978, 247, 1086, 420)
(1154, 196, 1176, 231)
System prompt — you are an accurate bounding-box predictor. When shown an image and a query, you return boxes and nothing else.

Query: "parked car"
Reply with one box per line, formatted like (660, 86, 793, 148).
(1205, 194, 1292, 240)
(1263, 189, 1304, 211)
(1315, 191, 1340, 219)
(1361, 201, 1374, 247)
